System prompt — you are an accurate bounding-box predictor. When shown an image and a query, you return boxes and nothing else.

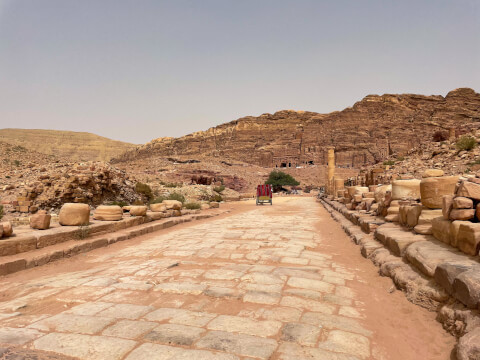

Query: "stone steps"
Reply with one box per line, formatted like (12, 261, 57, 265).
(0, 210, 227, 277)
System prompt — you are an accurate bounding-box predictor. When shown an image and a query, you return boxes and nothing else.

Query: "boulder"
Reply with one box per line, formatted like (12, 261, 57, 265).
(93, 205, 123, 221)
(391, 179, 421, 200)
(0, 224, 3, 238)
(59, 203, 90, 226)
(457, 222, 480, 255)
(362, 192, 375, 199)
(162, 200, 183, 210)
(420, 176, 459, 209)
(442, 195, 454, 220)
(457, 327, 480, 360)
(457, 181, 480, 201)
(453, 269, 480, 308)
(200, 204, 210, 210)
(0, 221, 13, 237)
(129, 206, 148, 216)
(30, 213, 51, 230)
(422, 169, 445, 178)
(210, 202, 220, 209)
(150, 203, 167, 212)
(353, 194, 363, 202)
(450, 209, 475, 221)
(454, 197, 474, 209)
(354, 187, 369, 195)
(476, 203, 480, 222)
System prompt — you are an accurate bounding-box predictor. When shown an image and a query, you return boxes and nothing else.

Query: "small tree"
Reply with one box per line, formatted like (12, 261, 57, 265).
(266, 171, 300, 192)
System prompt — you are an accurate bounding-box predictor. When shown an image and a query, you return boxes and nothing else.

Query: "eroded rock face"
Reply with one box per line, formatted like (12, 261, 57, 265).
(59, 203, 90, 226)
(112, 88, 480, 170)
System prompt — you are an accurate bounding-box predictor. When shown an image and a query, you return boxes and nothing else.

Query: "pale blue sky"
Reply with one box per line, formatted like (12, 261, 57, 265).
(0, 0, 479, 143)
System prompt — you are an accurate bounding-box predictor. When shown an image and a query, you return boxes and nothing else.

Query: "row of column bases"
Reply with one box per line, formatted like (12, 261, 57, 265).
(326, 147, 345, 196)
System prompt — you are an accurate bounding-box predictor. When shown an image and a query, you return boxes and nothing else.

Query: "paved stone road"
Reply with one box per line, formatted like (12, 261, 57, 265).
(0, 198, 374, 359)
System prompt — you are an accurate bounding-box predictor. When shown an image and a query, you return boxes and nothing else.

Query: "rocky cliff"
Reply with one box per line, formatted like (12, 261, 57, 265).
(0, 129, 136, 162)
(113, 88, 480, 168)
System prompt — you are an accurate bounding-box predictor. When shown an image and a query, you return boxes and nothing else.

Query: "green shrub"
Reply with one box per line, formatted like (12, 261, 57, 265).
(383, 160, 395, 166)
(265, 171, 299, 192)
(211, 194, 223, 202)
(0, 205, 3, 220)
(184, 202, 201, 210)
(165, 182, 181, 188)
(456, 136, 477, 151)
(396, 156, 405, 161)
(135, 182, 153, 200)
(213, 185, 225, 193)
(167, 192, 186, 203)
(13, 160, 20, 166)
(150, 192, 185, 204)
(75, 225, 90, 240)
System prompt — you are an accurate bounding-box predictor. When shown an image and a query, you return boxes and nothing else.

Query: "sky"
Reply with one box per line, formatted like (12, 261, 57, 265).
(0, 0, 479, 144)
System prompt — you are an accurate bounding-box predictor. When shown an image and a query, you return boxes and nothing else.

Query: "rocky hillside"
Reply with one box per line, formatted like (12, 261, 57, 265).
(113, 88, 480, 169)
(0, 129, 136, 162)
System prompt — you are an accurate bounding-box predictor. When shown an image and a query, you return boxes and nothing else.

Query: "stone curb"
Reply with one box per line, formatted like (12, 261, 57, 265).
(318, 198, 480, 358)
(0, 209, 229, 277)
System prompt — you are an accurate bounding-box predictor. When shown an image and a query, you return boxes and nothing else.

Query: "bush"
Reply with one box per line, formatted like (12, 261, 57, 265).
(432, 130, 448, 142)
(0, 205, 3, 220)
(167, 192, 185, 203)
(213, 185, 225, 193)
(383, 160, 395, 166)
(150, 192, 185, 204)
(75, 225, 90, 240)
(456, 136, 477, 151)
(210, 194, 223, 202)
(13, 160, 20, 167)
(184, 202, 201, 210)
(135, 182, 153, 200)
(396, 156, 405, 161)
(265, 171, 300, 192)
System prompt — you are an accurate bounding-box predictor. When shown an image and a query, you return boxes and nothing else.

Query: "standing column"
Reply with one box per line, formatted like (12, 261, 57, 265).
(327, 147, 335, 195)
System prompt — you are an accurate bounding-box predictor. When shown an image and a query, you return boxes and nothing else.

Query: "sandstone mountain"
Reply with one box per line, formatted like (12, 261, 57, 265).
(113, 88, 480, 169)
(0, 129, 136, 162)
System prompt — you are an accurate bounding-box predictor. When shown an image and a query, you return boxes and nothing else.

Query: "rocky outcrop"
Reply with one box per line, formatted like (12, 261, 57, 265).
(0, 129, 136, 162)
(113, 88, 480, 169)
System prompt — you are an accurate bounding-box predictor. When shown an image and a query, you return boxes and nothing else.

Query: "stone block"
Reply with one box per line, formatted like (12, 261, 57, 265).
(434, 261, 475, 295)
(0, 235, 36, 256)
(431, 217, 452, 244)
(422, 169, 445, 178)
(420, 176, 459, 209)
(353, 194, 362, 202)
(354, 187, 369, 195)
(362, 192, 375, 199)
(93, 205, 123, 221)
(442, 195, 454, 220)
(453, 269, 480, 308)
(457, 327, 480, 360)
(451, 221, 471, 248)
(150, 203, 167, 212)
(453, 197, 474, 209)
(210, 202, 220, 209)
(0, 221, 13, 237)
(129, 206, 147, 216)
(457, 222, 480, 255)
(374, 184, 392, 203)
(457, 181, 480, 200)
(59, 203, 90, 226)
(163, 200, 183, 210)
(30, 213, 51, 230)
(476, 203, 480, 222)
(391, 179, 421, 200)
(450, 209, 475, 221)
(406, 205, 422, 227)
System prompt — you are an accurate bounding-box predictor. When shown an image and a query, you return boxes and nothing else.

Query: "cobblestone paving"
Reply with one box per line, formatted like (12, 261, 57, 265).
(0, 198, 373, 359)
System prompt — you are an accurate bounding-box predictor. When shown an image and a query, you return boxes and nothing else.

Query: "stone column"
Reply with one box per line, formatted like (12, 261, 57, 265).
(334, 178, 344, 197)
(327, 147, 335, 195)
(449, 127, 456, 141)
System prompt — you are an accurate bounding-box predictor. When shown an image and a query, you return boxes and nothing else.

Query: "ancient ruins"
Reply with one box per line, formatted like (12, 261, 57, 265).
(1, 88, 480, 359)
